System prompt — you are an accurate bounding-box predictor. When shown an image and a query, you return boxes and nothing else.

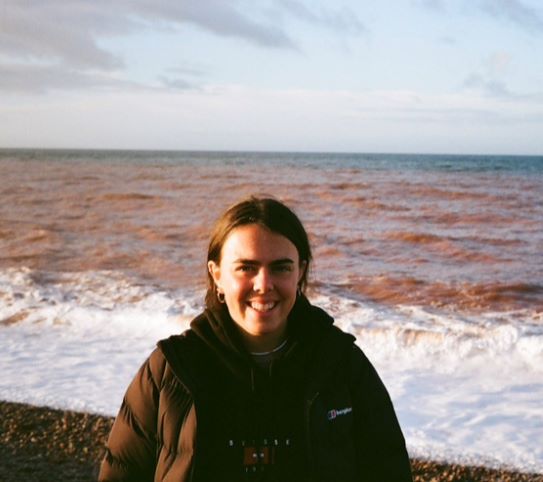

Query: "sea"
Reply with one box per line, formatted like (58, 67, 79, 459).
(1, 149, 542, 472)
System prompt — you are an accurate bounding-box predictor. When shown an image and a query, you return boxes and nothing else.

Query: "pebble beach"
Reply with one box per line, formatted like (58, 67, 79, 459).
(1, 401, 542, 482)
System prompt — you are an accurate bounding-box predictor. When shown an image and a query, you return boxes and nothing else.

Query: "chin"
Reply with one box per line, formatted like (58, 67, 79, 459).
(247, 320, 282, 337)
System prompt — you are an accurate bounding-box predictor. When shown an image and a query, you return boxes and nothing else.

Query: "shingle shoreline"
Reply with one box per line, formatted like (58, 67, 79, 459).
(1, 400, 541, 481)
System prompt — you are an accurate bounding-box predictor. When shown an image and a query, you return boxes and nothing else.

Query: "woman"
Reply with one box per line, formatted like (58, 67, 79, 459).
(99, 197, 412, 481)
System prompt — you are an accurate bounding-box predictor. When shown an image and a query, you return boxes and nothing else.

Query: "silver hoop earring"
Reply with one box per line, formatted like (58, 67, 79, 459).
(217, 290, 225, 303)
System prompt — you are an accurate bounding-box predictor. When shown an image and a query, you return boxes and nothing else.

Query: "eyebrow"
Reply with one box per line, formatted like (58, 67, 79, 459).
(233, 258, 295, 265)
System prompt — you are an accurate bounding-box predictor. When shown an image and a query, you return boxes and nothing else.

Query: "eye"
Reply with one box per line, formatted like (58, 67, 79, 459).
(236, 264, 256, 273)
(273, 264, 293, 273)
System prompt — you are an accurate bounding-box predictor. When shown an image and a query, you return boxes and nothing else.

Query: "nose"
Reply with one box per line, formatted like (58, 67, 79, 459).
(253, 268, 273, 293)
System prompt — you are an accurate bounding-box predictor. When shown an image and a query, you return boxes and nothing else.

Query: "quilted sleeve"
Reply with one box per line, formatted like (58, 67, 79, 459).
(98, 349, 166, 481)
(350, 345, 413, 481)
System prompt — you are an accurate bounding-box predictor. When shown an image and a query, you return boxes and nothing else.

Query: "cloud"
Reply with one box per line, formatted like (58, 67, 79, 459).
(412, 0, 447, 13)
(463, 73, 513, 98)
(277, 0, 366, 34)
(0, 1, 366, 94)
(157, 63, 208, 91)
(0, 63, 138, 94)
(478, 0, 543, 33)
(0, 1, 297, 67)
(135, 1, 296, 49)
(462, 51, 514, 100)
(414, 0, 543, 33)
(0, 0, 295, 94)
(158, 76, 194, 91)
(436, 35, 456, 45)
(0, 2, 127, 71)
(460, 51, 533, 100)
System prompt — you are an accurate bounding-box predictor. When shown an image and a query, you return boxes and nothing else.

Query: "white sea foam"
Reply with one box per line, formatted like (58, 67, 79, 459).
(1, 268, 542, 473)
(0, 268, 198, 414)
(313, 292, 543, 473)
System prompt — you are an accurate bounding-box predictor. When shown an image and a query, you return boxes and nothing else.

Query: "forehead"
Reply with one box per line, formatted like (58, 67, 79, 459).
(220, 224, 299, 262)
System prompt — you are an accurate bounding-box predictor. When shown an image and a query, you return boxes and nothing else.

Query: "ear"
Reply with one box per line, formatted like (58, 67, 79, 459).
(208, 260, 221, 287)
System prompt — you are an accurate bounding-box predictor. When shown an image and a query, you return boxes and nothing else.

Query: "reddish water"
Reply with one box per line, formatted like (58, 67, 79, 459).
(1, 150, 542, 313)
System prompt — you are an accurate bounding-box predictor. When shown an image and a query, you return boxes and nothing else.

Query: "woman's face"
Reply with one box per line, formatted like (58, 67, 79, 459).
(208, 224, 306, 352)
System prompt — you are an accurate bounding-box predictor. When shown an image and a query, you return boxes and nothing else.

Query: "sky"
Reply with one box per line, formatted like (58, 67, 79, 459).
(1, 0, 542, 155)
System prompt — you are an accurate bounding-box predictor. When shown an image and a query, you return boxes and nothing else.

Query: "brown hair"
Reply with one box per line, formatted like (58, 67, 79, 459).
(206, 196, 312, 308)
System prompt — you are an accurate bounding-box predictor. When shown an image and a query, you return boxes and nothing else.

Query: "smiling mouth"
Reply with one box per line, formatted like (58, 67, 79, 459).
(248, 301, 278, 313)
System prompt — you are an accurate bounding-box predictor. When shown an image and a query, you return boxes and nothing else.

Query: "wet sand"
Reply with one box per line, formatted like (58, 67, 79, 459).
(1, 400, 541, 481)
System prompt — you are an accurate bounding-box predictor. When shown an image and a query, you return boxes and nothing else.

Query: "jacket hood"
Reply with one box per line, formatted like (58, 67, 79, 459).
(193, 294, 353, 380)
(158, 295, 356, 395)
(191, 294, 335, 358)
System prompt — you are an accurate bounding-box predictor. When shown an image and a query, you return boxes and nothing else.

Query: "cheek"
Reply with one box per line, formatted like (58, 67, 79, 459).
(277, 278, 298, 297)
(222, 274, 248, 298)
(223, 279, 250, 317)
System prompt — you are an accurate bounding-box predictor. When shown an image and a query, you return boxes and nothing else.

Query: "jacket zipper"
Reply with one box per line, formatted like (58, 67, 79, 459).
(305, 391, 320, 480)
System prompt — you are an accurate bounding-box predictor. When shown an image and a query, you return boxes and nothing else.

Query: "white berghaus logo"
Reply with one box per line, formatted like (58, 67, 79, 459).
(327, 407, 352, 421)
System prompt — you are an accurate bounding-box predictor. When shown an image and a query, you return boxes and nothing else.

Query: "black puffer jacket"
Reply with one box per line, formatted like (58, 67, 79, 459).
(99, 296, 412, 481)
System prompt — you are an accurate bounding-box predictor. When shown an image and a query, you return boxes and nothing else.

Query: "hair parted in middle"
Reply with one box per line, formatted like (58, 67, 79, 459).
(205, 196, 312, 308)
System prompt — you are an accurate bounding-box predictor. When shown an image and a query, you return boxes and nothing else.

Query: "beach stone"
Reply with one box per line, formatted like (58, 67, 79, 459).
(1, 400, 542, 481)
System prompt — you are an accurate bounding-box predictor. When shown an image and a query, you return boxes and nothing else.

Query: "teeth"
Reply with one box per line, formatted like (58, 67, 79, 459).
(250, 302, 276, 312)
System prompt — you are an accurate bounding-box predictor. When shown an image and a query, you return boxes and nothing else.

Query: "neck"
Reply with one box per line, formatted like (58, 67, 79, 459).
(240, 328, 287, 353)
(250, 338, 289, 356)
